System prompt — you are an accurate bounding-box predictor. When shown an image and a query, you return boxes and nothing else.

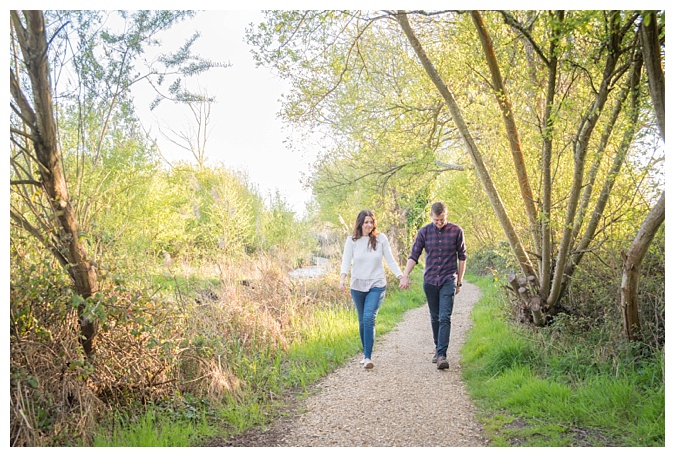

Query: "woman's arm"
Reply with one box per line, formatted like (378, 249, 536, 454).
(339, 237, 353, 289)
(381, 234, 403, 279)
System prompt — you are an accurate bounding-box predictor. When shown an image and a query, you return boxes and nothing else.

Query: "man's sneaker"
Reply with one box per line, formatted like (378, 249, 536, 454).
(363, 358, 374, 369)
(436, 356, 449, 370)
(431, 355, 438, 364)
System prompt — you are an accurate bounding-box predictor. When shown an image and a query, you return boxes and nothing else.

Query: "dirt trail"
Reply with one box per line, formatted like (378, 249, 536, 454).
(226, 281, 488, 447)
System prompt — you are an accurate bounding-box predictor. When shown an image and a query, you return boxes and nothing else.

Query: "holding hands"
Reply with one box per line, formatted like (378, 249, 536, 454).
(399, 275, 410, 289)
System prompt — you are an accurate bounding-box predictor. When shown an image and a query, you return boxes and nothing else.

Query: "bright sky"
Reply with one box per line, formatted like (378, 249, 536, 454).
(130, 10, 318, 216)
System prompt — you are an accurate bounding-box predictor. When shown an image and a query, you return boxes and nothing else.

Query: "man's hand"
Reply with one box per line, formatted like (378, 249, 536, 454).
(399, 275, 410, 289)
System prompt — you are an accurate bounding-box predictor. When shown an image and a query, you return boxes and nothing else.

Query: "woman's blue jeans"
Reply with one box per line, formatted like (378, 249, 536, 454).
(423, 280, 457, 358)
(350, 286, 386, 359)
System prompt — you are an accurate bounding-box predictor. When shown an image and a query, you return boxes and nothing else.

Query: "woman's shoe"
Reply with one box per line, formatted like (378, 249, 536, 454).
(363, 358, 374, 369)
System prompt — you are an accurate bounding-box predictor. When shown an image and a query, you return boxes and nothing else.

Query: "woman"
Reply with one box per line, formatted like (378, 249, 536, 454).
(340, 210, 403, 369)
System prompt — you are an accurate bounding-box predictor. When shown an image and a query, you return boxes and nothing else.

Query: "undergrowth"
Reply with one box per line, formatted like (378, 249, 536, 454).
(461, 275, 665, 447)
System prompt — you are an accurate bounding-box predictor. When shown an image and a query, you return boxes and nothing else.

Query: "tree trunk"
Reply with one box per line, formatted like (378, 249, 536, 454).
(563, 56, 643, 284)
(11, 10, 99, 355)
(395, 11, 539, 283)
(471, 11, 540, 258)
(639, 11, 665, 140)
(539, 11, 563, 300)
(619, 11, 666, 341)
(621, 192, 664, 340)
(546, 11, 624, 311)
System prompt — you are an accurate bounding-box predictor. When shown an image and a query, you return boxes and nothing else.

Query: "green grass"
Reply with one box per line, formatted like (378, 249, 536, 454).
(93, 271, 426, 446)
(92, 407, 212, 446)
(90, 272, 665, 447)
(461, 274, 665, 447)
(149, 271, 221, 297)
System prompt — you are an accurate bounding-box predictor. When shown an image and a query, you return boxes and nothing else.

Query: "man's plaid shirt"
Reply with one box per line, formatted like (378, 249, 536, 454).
(409, 221, 466, 286)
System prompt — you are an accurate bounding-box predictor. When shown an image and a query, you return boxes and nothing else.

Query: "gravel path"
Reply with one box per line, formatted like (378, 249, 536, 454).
(227, 281, 489, 447)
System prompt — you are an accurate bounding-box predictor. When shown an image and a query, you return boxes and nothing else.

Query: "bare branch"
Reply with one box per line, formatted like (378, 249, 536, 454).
(498, 11, 550, 67)
(9, 209, 69, 268)
(434, 160, 465, 171)
(10, 126, 37, 142)
(10, 180, 42, 186)
(10, 70, 37, 129)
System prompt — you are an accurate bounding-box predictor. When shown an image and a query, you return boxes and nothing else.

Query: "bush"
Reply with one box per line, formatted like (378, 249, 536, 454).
(468, 242, 519, 277)
(559, 225, 665, 350)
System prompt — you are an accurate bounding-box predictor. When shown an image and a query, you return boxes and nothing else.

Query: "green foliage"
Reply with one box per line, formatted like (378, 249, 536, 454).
(462, 276, 665, 446)
(467, 242, 519, 277)
(247, 10, 663, 327)
(163, 164, 261, 258)
(259, 190, 316, 265)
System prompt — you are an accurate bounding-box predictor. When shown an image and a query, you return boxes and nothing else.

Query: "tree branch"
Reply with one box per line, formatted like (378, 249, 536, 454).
(498, 11, 550, 67)
(434, 160, 465, 171)
(9, 209, 69, 268)
(10, 179, 42, 186)
(10, 69, 37, 129)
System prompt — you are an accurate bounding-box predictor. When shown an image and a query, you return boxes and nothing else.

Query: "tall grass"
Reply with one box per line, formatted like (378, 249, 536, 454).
(88, 261, 425, 446)
(93, 407, 211, 446)
(461, 275, 665, 447)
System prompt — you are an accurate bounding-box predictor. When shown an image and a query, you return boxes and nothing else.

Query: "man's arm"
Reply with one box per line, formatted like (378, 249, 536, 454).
(399, 258, 417, 289)
(456, 260, 466, 294)
(400, 226, 425, 289)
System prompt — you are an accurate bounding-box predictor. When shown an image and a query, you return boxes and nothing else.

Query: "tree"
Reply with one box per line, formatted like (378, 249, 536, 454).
(248, 11, 471, 248)
(620, 11, 665, 341)
(247, 10, 662, 324)
(160, 88, 215, 168)
(10, 10, 223, 355)
(397, 10, 656, 321)
(10, 11, 99, 355)
(395, 11, 539, 283)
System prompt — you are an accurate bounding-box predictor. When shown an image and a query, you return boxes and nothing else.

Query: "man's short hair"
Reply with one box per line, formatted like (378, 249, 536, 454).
(431, 202, 447, 216)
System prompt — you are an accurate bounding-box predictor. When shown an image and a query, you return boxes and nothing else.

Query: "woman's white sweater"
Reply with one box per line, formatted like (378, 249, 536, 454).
(340, 233, 403, 291)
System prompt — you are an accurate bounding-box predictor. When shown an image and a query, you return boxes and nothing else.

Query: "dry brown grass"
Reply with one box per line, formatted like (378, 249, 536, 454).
(10, 250, 345, 446)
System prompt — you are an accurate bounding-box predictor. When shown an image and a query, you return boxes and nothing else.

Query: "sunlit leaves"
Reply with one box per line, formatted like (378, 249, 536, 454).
(247, 9, 661, 279)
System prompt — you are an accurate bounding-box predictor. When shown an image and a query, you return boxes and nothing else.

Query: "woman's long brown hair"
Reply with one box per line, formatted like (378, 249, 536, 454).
(352, 209, 378, 251)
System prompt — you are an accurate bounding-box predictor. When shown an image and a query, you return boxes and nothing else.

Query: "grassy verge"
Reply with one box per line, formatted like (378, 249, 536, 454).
(461, 275, 665, 446)
(93, 407, 212, 446)
(92, 272, 426, 446)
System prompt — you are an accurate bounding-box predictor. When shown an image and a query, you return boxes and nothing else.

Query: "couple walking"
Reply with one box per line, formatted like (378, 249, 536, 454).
(339, 202, 466, 370)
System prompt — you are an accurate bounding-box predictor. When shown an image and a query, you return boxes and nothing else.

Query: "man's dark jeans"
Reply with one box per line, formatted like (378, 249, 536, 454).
(423, 279, 457, 357)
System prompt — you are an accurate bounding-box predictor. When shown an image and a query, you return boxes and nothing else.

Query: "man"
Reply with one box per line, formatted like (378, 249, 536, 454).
(399, 202, 466, 370)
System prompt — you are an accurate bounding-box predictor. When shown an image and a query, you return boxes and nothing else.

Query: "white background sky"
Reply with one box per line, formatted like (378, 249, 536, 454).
(130, 10, 320, 215)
